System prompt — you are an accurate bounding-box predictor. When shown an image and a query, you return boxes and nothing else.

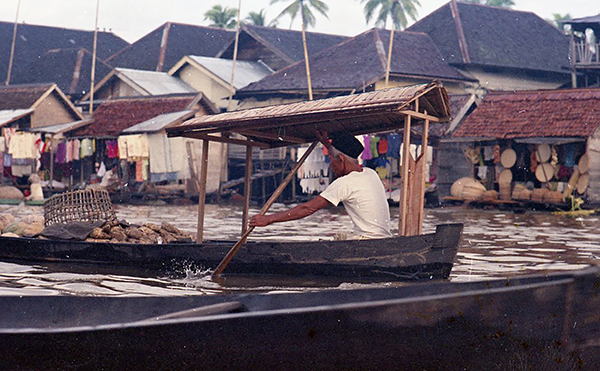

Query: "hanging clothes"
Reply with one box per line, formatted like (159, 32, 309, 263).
(55, 142, 67, 164)
(72, 139, 80, 161)
(106, 140, 118, 159)
(80, 138, 94, 158)
(370, 136, 380, 158)
(377, 137, 388, 156)
(387, 134, 401, 158)
(361, 135, 372, 160)
(8, 133, 36, 159)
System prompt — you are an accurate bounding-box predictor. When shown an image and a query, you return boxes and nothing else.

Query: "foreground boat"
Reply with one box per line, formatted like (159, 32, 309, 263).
(1, 265, 599, 370)
(0, 223, 462, 280)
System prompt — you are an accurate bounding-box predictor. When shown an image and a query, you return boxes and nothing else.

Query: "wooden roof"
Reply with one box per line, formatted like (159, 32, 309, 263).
(167, 82, 450, 148)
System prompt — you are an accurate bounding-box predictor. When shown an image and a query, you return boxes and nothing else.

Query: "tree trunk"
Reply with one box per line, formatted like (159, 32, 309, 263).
(385, 22, 395, 88)
(301, 4, 313, 101)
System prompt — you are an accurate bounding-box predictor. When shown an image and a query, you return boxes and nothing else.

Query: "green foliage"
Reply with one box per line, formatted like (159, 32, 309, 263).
(360, 0, 420, 30)
(204, 5, 238, 29)
(270, 0, 329, 29)
(246, 9, 278, 27)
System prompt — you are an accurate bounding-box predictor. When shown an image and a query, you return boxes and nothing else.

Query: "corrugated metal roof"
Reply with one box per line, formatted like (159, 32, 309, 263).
(117, 68, 196, 95)
(187, 56, 273, 89)
(122, 110, 195, 133)
(167, 83, 450, 148)
(0, 109, 34, 126)
(28, 119, 92, 134)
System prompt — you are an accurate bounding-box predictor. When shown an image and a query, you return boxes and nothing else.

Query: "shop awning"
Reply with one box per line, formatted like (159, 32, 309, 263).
(166, 82, 451, 148)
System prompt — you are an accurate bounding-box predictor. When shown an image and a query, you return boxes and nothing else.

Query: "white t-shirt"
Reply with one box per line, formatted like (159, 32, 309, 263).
(320, 167, 392, 239)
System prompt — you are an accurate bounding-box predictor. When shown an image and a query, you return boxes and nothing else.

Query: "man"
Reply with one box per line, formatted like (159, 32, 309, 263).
(249, 131, 392, 240)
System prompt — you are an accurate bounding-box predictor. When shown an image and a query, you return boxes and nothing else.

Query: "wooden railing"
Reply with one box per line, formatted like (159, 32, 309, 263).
(573, 40, 600, 65)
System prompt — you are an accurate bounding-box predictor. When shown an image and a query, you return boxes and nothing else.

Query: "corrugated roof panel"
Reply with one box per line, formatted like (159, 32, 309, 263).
(0, 109, 34, 126)
(122, 110, 195, 133)
(117, 68, 196, 95)
(188, 56, 273, 89)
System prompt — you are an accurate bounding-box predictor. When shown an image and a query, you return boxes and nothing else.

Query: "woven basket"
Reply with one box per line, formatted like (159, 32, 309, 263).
(43, 189, 117, 227)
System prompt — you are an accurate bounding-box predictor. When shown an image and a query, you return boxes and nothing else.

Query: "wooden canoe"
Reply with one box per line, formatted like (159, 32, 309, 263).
(0, 265, 598, 370)
(0, 223, 462, 280)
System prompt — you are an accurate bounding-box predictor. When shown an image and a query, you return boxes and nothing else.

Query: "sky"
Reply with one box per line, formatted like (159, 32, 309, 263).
(0, 0, 598, 43)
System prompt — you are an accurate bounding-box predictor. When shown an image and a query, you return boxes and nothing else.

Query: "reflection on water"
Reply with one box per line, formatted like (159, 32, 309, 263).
(0, 203, 599, 296)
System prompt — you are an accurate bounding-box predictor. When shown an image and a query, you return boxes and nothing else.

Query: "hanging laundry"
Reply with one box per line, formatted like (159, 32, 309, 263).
(8, 133, 36, 159)
(0, 137, 5, 153)
(55, 141, 67, 164)
(2, 128, 16, 149)
(378, 137, 388, 156)
(72, 139, 80, 161)
(361, 135, 372, 160)
(106, 140, 118, 159)
(387, 134, 401, 158)
(370, 136, 380, 158)
(135, 160, 144, 182)
(142, 158, 149, 181)
(80, 138, 94, 158)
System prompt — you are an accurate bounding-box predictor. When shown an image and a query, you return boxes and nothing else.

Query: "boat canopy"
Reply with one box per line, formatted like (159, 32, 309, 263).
(166, 82, 451, 147)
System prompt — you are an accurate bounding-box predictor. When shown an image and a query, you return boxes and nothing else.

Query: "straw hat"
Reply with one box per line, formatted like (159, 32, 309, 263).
(498, 169, 513, 184)
(535, 144, 551, 163)
(450, 177, 475, 198)
(578, 153, 589, 174)
(500, 149, 516, 168)
(535, 163, 554, 182)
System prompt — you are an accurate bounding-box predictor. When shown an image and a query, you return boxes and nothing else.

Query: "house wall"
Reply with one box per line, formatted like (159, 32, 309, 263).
(176, 65, 237, 111)
(458, 67, 570, 91)
(94, 80, 142, 100)
(31, 93, 78, 128)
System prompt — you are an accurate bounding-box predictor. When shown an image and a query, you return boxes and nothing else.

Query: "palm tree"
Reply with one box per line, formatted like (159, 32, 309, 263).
(465, 0, 514, 7)
(204, 5, 238, 29)
(246, 9, 267, 26)
(361, 0, 420, 87)
(271, 0, 330, 100)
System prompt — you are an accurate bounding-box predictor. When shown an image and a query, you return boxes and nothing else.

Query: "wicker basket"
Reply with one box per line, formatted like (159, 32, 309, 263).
(43, 189, 117, 227)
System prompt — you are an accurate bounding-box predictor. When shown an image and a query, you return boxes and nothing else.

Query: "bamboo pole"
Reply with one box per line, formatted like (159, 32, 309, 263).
(300, 6, 313, 101)
(385, 22, 395, 88)
(241, 145, 252, 236)
(89, 0, 100, 115)
(196, 140, 210, 243)
(399, 115, 412, 236)
(5, 0, 20, 86)
(417, 111, 429, 235)
(227, 0, 242, 111)
(212, 141, 318, 278)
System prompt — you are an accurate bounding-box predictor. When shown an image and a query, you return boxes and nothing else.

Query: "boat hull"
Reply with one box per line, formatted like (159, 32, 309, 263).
(0, 223, 463, 280)
(0, 266, 599, 370)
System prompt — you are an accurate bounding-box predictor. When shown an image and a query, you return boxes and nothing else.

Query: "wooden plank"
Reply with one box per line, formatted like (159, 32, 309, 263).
(241, 145, 252, 236)
(418, 114, 430, 235)
(180, 132, 270, 149)
(196, 140, 209, 243)
(399, 115, 412, 236)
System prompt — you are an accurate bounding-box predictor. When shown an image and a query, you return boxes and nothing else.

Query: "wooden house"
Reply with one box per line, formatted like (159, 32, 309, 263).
(563, 14, 600, 88)
(106, 23, 233, 73)
(80, 68, 196, 103)
(234, 28, 475, 108)
(168, 56, 273, 111)
(216, 24, 349, 71)
(0, 21, 128, 86)
(407, 0, 571, 91)
(0, 83, 84, 129)
(449, 88, 600, 204)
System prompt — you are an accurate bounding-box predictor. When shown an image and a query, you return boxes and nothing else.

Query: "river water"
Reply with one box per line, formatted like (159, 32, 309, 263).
(0, 202, 598, 296)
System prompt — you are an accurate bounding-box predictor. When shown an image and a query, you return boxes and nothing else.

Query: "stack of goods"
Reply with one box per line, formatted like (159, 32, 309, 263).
(531, 188, 548, 203)
(498, 169, 512, 201)
(87, 221, 194, 244)
(534, 144, 554, 183)
(543, 191, 564, 204)
(0, 214, 44, 237)
(450, 177, 486, 201)
(482, 190, 498, 201)
(512, 184, 531, 201)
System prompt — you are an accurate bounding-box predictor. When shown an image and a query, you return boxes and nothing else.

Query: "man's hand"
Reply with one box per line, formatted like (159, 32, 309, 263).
(249, 214, 272, 227)
(316, 129, 330, 148)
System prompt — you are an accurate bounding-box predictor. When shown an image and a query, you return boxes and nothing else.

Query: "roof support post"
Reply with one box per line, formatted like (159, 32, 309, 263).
(417, 111, 429, 235)
(399, 114, 412, 236)
(241, 145, 253, 236)
(197, 139, 210, 243)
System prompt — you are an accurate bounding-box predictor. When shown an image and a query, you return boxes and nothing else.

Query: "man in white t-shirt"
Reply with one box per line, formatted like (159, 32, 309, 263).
(249, 131, 392, 240)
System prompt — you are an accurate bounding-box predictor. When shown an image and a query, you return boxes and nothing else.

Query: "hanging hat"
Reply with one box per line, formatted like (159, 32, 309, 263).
(330, 132, 364, 159)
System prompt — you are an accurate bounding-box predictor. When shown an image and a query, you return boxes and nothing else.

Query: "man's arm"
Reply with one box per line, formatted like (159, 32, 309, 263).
(249, 196, 331, 227)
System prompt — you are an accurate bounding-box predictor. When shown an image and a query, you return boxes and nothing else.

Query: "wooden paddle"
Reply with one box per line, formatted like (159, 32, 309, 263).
(211, 141, 319, 278)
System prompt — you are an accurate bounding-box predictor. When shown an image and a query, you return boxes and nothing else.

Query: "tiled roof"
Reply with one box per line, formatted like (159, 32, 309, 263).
(452, 89, 600, 139)
(218, 24, 349, 70)
(72, 94, 199, 137)
(0, 21, 128, 85)
(0, 83, 55, 110)
(238, 28, 469, 95)
(11, 48, 113, 99)
(407, 2, 570, 73)
(106, 22, 234, 72)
